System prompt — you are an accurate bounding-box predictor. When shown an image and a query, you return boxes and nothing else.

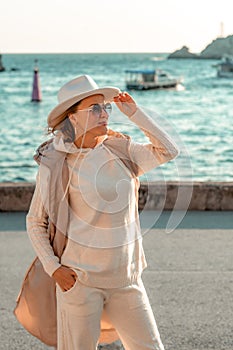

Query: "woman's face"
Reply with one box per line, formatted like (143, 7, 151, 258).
(70, 94, 111, 139)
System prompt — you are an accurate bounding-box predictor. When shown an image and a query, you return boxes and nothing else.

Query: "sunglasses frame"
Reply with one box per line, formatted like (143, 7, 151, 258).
(78, 103, 112, 117)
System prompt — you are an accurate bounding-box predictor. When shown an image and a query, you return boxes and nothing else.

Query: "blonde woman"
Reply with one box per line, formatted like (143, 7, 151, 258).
(24, 75, 179, 350)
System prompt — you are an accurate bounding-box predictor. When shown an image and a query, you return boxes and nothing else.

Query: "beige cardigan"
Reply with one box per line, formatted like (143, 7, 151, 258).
(14, 130, 144, 347)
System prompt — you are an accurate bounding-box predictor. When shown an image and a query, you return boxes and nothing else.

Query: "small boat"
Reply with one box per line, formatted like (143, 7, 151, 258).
(125, 69, 182, 90)
(216, 56, 233, 78)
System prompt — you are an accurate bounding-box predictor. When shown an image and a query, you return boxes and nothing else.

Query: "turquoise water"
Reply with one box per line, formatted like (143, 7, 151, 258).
(0, 53, 232, 182)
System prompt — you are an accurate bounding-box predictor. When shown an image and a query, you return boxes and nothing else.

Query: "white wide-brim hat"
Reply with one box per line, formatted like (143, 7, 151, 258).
(48, 75, 120, 128)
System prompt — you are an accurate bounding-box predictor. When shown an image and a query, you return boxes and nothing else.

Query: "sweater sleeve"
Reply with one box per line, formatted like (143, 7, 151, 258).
(128, 107, 180, 176)
(26, 172, 61, 277)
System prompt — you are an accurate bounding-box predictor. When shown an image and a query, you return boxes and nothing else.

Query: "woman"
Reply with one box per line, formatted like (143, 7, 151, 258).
(26, 75, 179, 350)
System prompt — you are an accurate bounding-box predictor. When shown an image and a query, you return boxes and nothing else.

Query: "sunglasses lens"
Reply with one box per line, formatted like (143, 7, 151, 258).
(104, 103, 112, 115)
(92, 104, 102, 115)
(92, 103, 112, 116)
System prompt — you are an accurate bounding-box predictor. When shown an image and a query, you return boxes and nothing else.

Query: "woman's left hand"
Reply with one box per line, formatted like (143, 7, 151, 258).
(113, 92, 137, 117)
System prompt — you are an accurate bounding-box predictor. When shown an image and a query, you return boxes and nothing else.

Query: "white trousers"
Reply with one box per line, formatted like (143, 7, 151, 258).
(56, 278, 165, 350)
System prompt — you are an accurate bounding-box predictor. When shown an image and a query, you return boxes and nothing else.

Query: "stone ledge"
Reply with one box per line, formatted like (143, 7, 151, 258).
(0, 183, 35, 211)
(139, 181, 233, 211)
(0, 182, 233, 212)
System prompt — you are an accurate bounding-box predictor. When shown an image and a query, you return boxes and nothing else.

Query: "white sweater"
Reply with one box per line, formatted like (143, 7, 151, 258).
(27, 107, 179, 287)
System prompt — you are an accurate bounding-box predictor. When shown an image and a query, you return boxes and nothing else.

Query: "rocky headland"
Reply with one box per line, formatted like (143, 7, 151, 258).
(168, 34, 233, 59)
(168, 46, 198, 59)
(0, 54, 5, 71)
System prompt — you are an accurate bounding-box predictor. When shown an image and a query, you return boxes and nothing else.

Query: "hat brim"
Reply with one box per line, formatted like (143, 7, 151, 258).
(48, 86, 120, 128)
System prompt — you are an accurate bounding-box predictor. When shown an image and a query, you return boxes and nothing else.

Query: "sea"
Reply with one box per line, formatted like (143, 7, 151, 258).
(0, 53, 232, 183)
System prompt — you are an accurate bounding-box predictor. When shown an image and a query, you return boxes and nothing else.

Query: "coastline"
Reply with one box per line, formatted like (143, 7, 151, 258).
(1, 181, 233, 211)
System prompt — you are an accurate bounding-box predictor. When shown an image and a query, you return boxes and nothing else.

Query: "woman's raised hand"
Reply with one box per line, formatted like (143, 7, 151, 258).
(113, 92, 137, 117)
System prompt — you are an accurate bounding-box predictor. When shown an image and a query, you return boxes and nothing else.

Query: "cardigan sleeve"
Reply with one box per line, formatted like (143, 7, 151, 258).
(127, 107, 180, 176)
(26, 172, 61, 277)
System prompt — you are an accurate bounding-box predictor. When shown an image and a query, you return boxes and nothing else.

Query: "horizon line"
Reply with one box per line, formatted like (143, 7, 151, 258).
(1, 51, 173, 55)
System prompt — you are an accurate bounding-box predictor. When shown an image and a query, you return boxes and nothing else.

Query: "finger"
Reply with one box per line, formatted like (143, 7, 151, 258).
(122, 92, 132, 100)
(71, 270, 77, 277)
(59, 283, 67, 292)
(121, 94, 132, 102)
(120, 92, 127, 99)
(70, 272, 77, 283)
(62, 282, 72, 292)
(114, 94, 123, 101)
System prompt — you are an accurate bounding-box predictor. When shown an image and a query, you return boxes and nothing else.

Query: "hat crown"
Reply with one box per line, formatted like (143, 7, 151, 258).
(57, 75, 99, 103)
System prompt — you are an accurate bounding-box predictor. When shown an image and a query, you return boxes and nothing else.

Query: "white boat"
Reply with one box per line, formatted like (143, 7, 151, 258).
(125, 69, 183, 90)
(216, 56, 233, 78)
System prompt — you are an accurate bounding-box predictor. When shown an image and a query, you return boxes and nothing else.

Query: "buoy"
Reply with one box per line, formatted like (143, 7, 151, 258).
(31, 59, 42, 102)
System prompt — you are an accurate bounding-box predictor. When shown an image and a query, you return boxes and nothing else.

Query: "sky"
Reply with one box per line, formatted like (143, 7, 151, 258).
(1, 0, 233, 53)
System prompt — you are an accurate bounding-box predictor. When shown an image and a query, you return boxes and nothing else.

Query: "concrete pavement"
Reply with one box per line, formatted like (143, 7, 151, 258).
(0, 211, 233, 350)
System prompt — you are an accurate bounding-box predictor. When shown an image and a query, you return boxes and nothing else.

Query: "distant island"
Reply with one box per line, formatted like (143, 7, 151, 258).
(0, 54, 5, 71)
(168, 34, 233, 59)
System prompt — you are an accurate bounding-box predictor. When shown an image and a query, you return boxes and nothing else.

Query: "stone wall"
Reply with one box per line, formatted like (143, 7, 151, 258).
(0, 182, 233, 211)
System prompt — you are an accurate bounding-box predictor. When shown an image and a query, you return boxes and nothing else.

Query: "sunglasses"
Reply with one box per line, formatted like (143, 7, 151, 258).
(78, 103, 112, 117)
